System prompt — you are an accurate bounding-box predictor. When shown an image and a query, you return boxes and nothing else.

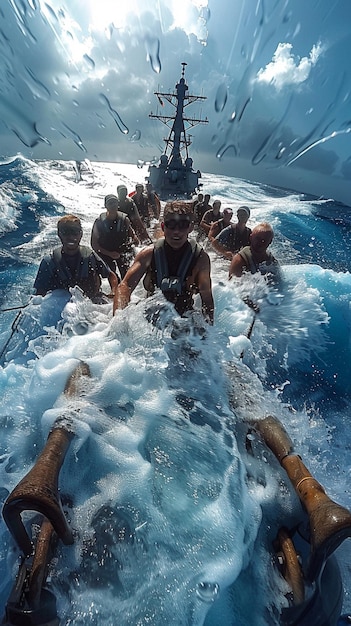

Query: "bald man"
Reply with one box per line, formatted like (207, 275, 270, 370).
(229, 222, 279, 278)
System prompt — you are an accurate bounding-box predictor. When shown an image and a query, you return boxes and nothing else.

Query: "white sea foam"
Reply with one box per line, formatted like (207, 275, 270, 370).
(1, 159, 351, 623)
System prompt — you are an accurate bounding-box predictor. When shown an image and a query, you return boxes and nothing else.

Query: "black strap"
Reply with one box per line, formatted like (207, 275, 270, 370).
(154, 239, 200, 288)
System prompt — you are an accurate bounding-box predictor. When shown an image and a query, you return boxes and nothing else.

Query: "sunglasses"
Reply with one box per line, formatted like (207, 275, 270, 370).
(164, 218, 191, 230)
(59, 227, 82, 236)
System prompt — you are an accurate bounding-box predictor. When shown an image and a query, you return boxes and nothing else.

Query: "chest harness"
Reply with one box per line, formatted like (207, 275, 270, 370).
(96, 212, 129, 251)
(144, 239, 202, 315)
(51, 246, 101, 297)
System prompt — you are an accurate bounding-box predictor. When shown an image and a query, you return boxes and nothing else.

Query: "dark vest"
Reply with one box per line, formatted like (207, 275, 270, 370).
(52, 246, 102, 297)
(143, 239, 202, 315)
(95, 212, 129, 251)
(132, 193, 149, 218)
(239, 246, 277, 274)
(221, 224, 251, 252)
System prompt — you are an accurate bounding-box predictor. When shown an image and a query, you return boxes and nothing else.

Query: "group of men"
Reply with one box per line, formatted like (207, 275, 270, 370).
(34, 183, 157, 303)
(34, 186, 278, 325)
(193, 193, 252, 256)
(191, 193, 278, 279)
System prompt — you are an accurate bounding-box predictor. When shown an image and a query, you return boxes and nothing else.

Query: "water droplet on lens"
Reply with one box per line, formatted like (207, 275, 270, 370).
(196, 581, 220, 603)
(83, 54, 95, 70)
(99, 93, 129, 134)
(145, 36, 161, 74)
(216, 143, 237, 159)
(130, 129, 141, 142)
(215, 83, 227, 113)
(282, 11, 292, 23)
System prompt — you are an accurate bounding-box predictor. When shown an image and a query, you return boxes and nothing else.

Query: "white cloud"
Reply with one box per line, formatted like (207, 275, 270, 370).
(256, 42, 323, 91)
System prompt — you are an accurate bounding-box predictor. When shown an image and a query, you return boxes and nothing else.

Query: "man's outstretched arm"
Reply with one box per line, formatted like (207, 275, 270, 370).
(113, 246, 153, 313)
(196, 252, 214, 324)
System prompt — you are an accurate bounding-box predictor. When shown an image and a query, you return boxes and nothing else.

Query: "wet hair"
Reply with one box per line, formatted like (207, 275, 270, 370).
(57, 214, 81, 230)
(164, 201, 194, 220)
(117, 184, 128, 194)
(104, 194, 119, 208)
(237, 205, 250, 218)
(251, 222, 274, 239)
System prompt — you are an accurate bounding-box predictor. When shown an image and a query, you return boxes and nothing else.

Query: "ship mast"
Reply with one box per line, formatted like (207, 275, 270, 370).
(147, 63, 208, 199)
(149, 62, 208, 167)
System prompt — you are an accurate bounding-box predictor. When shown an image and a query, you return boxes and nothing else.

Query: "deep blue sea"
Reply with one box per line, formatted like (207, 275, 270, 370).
(0, 156, 351, 625)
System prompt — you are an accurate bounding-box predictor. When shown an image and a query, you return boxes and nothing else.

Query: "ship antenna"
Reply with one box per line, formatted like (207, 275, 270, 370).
(181, 62, 187, 78)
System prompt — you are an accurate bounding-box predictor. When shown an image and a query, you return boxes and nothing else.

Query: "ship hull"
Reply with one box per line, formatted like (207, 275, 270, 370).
(148, 161, 202, 199)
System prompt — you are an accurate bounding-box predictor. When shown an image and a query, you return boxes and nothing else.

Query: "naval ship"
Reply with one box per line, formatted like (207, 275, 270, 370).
(147, 63, 208, 200)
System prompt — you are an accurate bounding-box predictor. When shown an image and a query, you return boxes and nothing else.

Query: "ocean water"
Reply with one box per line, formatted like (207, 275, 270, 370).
(0, 156, 351, 625)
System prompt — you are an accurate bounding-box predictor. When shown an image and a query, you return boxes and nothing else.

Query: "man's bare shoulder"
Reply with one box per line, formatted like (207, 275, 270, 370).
(198, 246, 210, 260)
(133, 243, 154, 266)
(195, 247, 211, 269)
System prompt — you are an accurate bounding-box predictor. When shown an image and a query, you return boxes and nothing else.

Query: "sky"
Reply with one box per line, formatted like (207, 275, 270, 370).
(1, 0, 351, 205)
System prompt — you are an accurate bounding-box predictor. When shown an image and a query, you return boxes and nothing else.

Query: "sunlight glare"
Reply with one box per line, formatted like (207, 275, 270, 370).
(86, 0, 209, 40)
(87, 0, 136, 31)
(169, 0, 209, 42)
(39, 0, 209, 68)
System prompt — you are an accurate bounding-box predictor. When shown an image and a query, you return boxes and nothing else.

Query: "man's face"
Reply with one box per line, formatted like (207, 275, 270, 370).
(106, 201, 119, 218)
(58, 223, 82, 253)
(117, 187, 127, 200)
(162, 213, 193, 249)
(223, 210, 233, 224)
(237, 210, 249, 224)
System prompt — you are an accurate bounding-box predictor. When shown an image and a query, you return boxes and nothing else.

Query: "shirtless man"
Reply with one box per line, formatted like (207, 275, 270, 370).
(113, 201, 214, 323)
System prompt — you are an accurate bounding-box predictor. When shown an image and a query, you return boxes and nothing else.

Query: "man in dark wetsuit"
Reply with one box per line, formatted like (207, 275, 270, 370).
(91, 194, 139, 279)
(116, 184, 150, 243)
(229, 222, 279, 279)
(199, 199, 222, 240)
(34, 215, 118, 302)
(145, 182, 161, 220)
(212, 205, 251, 260)
(113, 201, 214, 323)
(194, 193, 211, 226)
(129, 184, 150, 226)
